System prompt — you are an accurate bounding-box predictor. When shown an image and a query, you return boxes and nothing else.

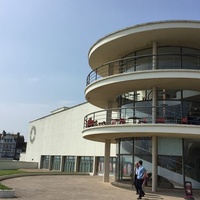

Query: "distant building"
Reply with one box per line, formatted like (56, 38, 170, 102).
(0, 131, 26, 160)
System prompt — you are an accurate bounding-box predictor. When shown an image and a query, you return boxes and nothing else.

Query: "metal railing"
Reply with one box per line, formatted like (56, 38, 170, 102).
(83, 106, 200, 128)
(86, 53, 200, 85)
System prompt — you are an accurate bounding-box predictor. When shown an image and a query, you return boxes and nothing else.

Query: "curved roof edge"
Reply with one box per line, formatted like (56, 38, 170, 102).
(88, 20, 200, 58)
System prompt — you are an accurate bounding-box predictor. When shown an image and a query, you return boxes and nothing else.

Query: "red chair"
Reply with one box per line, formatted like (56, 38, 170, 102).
(156, 118, 165, 123)
(139, 117, 147, 123)
(182, 117, 188, 124)
(111, 119, 117, 124)
(87, 118, 95, 127)
(119, 118, 125, 124)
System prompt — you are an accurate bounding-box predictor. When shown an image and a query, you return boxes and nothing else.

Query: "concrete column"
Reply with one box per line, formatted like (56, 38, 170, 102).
(152, 41, 157, 70)
(74, 156, 79, 172)
(103, 139, 111, 182)
(152, 87, 157, 123)
(39, 156, 43, 169)
(92, 156, 98, 176)
(49, 156, 53, 170)
(106, 101, 113, 125)
(152, 136, 158, 192)
(108, 63, 114, 76)
(60, 156, 65, 172)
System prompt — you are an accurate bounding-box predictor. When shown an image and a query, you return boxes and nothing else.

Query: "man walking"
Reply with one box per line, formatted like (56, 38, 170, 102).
(136, 160, 145, 199)
(133, 161, 139, 194)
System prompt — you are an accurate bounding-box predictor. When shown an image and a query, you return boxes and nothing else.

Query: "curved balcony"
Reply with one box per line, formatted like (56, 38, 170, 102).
(82, 106, 200, 142)
(86, 53, 200, 85)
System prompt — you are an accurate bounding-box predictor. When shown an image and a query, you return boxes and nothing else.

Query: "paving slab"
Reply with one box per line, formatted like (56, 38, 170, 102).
(1, 175, 200, 200)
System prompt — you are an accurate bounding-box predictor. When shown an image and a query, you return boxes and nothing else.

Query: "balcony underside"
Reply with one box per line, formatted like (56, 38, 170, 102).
(89, 21, 200, 68)
(85, 70, 200, 108)
(82, 124, 200, 143)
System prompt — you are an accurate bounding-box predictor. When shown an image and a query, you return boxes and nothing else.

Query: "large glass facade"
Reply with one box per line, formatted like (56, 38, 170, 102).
(116, 138, 152, 183)
(123, 46, 200, 71)
(116, 89, 200, 125)
(87, 46, 200, 85)
(113, 67, 200, 188)
(116, 137, 200, 188)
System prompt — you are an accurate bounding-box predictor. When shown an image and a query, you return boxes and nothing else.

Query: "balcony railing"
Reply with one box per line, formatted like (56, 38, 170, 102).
(86, 53, 200, 85)
(83, 106, 200, 129)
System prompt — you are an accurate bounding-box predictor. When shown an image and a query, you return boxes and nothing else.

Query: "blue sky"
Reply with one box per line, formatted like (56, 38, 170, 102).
(0, 0, 200, 140)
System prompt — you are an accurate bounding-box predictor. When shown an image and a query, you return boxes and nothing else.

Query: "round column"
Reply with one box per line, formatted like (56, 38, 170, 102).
(103, 139, 111, 182)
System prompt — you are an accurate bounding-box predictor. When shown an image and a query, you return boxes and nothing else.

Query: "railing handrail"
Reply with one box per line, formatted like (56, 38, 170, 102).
(83, 105, 200, 128)
(86, 53, 200, 85)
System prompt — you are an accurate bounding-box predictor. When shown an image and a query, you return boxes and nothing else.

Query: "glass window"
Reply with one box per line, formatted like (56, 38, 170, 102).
(182, 47, 200, 70)
(158, 155, 182, 188)
(118, 155, 132, 180)
(182, 47, 200, 54)
(157, 47, 181, 69)
(41, 155, 50, 169)
(158, 47, 180, 54)
(64, 156, 75, 172)
(136, 49, 152, 71)
(183, 139, 200, 182)
(79, 156, 93, 172)
(52, 156, 61, 171)
(97, 157, 116, 175)
(158, 138, 182, 156)
(120, 138, 133, 154)
(134, 137, 152, 155)
(97, 157, 104, 174)
(116, 137, 152, 183)
(121, 58, 136, 73)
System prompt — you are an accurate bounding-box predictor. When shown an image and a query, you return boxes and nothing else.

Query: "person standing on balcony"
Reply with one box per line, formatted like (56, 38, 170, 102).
(136, 160, 146, 199)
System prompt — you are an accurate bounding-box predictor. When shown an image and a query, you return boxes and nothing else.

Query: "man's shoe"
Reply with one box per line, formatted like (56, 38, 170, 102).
(137, 197, 141, 199)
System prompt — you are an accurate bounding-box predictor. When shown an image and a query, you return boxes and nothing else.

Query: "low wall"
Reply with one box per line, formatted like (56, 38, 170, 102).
(0, 160, 38, 170)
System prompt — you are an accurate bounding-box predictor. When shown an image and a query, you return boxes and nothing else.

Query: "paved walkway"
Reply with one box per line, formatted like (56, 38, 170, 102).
(1, 175, 199, 200)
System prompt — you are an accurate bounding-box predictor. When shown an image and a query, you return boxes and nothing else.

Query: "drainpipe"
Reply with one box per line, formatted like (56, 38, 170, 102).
(103, 139, 111, 182)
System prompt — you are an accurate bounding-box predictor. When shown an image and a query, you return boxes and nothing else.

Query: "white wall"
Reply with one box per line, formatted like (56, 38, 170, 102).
(20, 102, 116, 166)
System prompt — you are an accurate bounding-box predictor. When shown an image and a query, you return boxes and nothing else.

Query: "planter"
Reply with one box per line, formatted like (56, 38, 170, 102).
(0, 189, 15, 198)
